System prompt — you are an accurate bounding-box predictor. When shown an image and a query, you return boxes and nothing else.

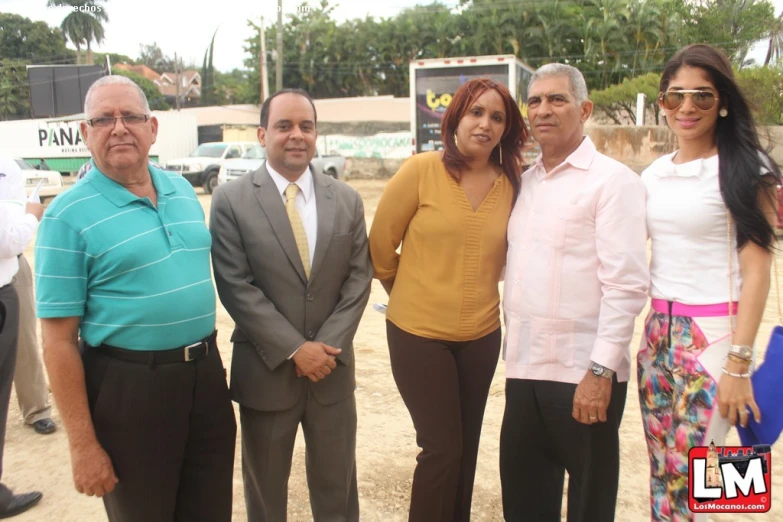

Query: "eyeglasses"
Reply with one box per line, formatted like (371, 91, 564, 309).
(86, 114, 150, 128)
(659, 90, 718, 111)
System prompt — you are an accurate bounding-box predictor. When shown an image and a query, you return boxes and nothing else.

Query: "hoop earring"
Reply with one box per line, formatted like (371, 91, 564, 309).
(498, 144, 503, 165)
(454, 132, 459, 147)
(719, 108, 728, 117)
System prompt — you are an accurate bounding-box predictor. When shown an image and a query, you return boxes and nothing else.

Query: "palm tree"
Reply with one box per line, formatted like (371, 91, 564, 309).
(46, 1, 108, 65)
(764, 12, 783, 66)
(627, 0, 665, 76)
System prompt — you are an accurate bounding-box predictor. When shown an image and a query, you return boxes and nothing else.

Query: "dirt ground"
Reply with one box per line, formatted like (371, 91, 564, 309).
(8, 179, 781, 521)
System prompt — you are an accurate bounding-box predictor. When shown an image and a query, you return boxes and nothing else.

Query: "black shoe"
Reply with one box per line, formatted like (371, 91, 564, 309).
(31, 419, 56, 435)
(0, 491, 42, 519)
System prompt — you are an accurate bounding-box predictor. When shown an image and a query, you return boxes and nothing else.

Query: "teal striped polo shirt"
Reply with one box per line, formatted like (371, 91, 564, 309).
(35, 164, 216, 350)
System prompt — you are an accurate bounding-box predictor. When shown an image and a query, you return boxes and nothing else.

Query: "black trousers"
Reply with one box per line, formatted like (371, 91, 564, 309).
(0, 285, 19, 506)
(387, 321, 501, 522)
(500, 378, 627, 522)
(83, 341, 237, 522)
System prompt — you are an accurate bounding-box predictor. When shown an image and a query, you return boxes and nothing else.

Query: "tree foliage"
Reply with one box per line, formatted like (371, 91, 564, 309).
(591, 73, 663, 124)
(737, 66, 783, 124)
(241, 0, 781, 99)
(110, 66, 170, 111)
(0, 13, 75, 64)
(46, 0, 109, 65)
(138, 42, 176, 73)
(0, 60, 31, 121)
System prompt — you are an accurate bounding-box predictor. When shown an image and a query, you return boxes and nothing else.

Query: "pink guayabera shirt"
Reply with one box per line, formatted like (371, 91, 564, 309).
(503, 137, 649, 384)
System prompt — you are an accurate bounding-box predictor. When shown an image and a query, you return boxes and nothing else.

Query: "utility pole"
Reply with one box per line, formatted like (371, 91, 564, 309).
(260, 17, 269, 103)
(175, 52, 181, 111)
(276, 0, 283, 91)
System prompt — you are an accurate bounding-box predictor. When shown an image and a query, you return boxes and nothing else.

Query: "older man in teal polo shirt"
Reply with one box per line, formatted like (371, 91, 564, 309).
(34, 75, 236, 522)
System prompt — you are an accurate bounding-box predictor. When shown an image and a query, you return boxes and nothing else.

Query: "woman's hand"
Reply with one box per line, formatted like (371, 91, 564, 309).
(718, 358, 761, 427)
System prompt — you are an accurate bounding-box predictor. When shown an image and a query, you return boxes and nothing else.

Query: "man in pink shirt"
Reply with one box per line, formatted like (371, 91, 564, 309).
(499, 64, 648, 522)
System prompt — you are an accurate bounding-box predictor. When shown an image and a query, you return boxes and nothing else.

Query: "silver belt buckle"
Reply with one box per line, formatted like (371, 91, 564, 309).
(184, 341, 203, 362)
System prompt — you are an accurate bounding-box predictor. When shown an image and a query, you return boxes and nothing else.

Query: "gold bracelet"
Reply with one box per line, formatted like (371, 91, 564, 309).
(722, 367, 752, 378)
(728, 353, 752, 365)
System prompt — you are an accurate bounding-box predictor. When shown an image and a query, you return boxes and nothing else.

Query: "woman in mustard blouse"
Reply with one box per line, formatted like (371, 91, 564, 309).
(368, 78, 528, 522)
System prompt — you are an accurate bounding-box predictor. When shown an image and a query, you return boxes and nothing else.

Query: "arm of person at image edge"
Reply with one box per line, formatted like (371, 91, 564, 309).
(573, 168, 649, 425)
(367, 155, 422, 297)
(0, 161, 43, 256)
(719, 176, 778, 428)
(35, 207, 118, 498)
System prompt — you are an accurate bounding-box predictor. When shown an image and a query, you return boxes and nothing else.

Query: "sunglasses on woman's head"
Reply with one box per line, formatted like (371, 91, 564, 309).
(660, 90, 718, 111)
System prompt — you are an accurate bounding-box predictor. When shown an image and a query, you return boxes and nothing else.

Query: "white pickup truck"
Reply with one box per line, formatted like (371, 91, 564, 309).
(164, 142, 257, 194)
(217, 144, 346, 186)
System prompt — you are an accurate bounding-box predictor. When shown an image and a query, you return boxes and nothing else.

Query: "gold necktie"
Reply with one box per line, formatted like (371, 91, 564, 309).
(284, 183, 311, 279)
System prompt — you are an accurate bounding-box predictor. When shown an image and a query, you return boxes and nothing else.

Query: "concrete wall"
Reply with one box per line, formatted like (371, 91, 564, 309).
(344, 125, 783, 178)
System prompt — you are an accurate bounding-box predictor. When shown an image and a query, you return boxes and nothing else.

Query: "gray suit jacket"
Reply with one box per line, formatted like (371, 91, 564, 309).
(210, 164, 372, 411)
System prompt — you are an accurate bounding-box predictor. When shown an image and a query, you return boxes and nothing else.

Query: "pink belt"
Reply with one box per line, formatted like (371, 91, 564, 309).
(650, 299, 738, 317)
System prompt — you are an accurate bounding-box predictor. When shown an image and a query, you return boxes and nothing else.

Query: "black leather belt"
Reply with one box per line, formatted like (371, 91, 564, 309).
(91, 330, 217, 365)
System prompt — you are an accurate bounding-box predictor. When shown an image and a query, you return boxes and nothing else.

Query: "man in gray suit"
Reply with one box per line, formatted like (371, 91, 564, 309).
(210, 88, 372, 522)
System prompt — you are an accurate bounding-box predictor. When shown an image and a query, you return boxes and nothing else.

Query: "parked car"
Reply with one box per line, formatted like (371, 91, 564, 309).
(218, 145, 266, 185)
(15, 158, 64, 201)
(164, 142, 256, 194)
(217, 145, 346, 186)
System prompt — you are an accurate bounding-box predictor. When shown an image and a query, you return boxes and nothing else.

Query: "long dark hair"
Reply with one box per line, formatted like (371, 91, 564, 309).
(661, 44, 780, 251)
(441, 78, 528, 200)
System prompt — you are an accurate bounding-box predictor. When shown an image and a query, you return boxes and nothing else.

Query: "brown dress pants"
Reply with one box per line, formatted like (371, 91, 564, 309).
(386, 320, 501, 522)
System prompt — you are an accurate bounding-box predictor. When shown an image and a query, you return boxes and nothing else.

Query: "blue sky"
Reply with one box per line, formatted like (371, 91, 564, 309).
(0, 0, 779, 73)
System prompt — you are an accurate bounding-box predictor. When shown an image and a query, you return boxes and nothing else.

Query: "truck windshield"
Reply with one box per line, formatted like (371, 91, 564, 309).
(243, 146, 266, 159)
(191, 144, 227, 158)
(14, 159, 35, 170)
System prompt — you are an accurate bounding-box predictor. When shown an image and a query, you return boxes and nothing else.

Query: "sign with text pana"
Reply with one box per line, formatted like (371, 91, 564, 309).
(37, 121, 88, 155)
(688, 441, 771, 514)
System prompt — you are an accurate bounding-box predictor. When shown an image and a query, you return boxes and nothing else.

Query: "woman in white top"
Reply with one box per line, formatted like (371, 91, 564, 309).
(638, 44, 780, 521)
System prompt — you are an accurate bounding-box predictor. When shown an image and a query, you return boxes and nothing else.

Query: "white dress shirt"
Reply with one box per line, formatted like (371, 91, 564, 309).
(266, 161, 318, 264)
(503, 137, 649, 383)
(0, 157, 39, 287)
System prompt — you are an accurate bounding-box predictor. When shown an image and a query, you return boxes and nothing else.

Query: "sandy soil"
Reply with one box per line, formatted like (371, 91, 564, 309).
(8, 179, 781, 521)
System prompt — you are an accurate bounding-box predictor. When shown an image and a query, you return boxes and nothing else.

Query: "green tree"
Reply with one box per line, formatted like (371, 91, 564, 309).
(92, 52, 136, 68)
(200, 29, 218, 105)
(737, 66, 783, 124)
(46, 0, 109, 65)
(110, 66, 170, 111)
(138, 42, 176, 72)
(591, 72, 662, 124)
(0, 60, 31, 120)
(764, 12, 783, 65)
(0, 13, 75, 63)
(686, 0, 776, 66)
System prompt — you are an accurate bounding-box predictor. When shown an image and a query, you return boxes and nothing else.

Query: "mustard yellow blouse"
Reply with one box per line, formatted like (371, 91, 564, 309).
(368, 151, 514, 341)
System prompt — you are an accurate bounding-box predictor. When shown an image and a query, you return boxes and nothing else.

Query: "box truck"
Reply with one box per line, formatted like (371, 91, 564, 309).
(409, 54, 535, 155)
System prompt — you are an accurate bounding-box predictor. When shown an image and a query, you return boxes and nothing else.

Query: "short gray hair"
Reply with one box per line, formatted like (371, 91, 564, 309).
(84, 75, 150, 116)
(529, 63, 589, 104)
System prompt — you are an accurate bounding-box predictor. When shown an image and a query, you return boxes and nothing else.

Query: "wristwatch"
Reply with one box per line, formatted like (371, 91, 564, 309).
(590, 361, 615, 379)
(728, 344, 753, 361)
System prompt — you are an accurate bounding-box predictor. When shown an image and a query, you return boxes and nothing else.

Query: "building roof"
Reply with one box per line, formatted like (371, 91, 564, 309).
(113, 63, 161, 82)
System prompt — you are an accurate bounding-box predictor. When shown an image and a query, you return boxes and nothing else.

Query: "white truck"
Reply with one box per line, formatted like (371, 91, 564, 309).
(164, 141, 257, 194)
(409, 54, 535, 155)
(0, 111, 197, 175)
